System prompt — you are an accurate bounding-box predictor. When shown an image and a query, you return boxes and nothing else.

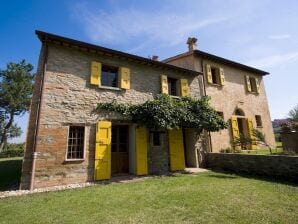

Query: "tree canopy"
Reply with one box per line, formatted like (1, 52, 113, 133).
(0, 60, 35, 150)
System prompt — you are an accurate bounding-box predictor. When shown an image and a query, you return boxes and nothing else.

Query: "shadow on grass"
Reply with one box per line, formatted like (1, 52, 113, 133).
(209, 168, 298, 187)
(0, 157, 23, 191)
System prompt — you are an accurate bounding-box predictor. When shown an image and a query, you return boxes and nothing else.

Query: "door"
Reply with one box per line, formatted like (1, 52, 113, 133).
(111, 125, 129, 175)
(168, 128, 185, 171)
(94, 121, 111, 180)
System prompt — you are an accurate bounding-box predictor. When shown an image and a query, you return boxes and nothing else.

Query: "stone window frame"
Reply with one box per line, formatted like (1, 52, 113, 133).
(65, 124, 87, 162)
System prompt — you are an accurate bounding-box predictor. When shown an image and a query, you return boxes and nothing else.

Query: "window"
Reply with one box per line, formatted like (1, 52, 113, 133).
(152, 131, 161, 146)
(67, 126, 85, 160)
(249, 77, 257, 93)
(211, 67, 220, 85)
(168, 77, 178, 96)
(217, 111, 224, 119)
(255, 115, 263, 127)
(101, 65, 118, 87)
(111, 126, 129, 153)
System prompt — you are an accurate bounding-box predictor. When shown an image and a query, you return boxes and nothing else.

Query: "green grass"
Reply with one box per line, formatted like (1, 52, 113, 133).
(0, 172, 297, 224)
(0, 157, 23, 191)
(240, 148, 283, 155)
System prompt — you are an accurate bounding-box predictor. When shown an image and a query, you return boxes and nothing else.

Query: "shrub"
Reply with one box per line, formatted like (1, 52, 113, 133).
(0, 143, 24, 158)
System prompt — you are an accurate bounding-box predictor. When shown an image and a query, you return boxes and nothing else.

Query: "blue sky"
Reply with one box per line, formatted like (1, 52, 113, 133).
(1, 0, 298, 143)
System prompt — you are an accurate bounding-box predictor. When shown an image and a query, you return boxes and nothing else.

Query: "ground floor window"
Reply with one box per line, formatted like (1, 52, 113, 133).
(67, 126, 85, 159)
(255, 115, 263, 127)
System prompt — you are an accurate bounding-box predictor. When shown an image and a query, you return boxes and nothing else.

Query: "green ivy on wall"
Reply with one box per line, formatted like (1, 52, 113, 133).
(96, 94, 227, 133)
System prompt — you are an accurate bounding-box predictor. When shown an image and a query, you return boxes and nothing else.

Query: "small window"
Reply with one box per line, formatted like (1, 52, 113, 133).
(168, 77, 178, 96)
(255, 115, 263, 127)
(67, 126, 85, 160)
(152, 132, 161, 146)
(249, 77, 257, 93)
(101, 65, 118, 87)
(211, 67, 220, 85)
(217, 111, 224, 119)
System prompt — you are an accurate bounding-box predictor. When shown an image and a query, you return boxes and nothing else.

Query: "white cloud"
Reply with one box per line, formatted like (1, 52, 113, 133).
(72, 3, 230, 53)
(268, 34, 291, 40)
(246, 51, 298, 68)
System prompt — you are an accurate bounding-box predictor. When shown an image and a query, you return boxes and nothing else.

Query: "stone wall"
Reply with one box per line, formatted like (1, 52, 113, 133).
(148, 131, 169, 175)
(206, 153, 298, 182)
(165, 54, 276, 152)
(21, 42, 202, 189)
(281, 132, 298, 153)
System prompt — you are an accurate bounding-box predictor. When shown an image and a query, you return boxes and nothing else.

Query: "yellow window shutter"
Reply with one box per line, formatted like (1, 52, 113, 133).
(91, 61, 101, 86)
(168, 129, 185, 171)
(119, 67, 130, 89)
(231, 116, 240, 150)
(160, 75, 168, 94)
(219, 67, 225, 86)
(206, 64, 212, 84)
(247, 118, 257, 150)
(180, 79, 189, 96)
(135, 126, 148, 175)
(255, 78, 260, 94)
(94, 121, 111, 180)
(245, 75, 251, 92)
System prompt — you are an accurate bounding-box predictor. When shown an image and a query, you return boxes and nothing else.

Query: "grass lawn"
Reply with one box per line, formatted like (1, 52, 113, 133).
(0, 157, 23, 191)
(0, 172, 297, 224)
(240, 142, 284, 155)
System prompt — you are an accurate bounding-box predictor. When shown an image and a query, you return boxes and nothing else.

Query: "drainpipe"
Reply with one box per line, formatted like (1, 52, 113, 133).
(29, 38, 49, 190)
(200, 58, 212, 152)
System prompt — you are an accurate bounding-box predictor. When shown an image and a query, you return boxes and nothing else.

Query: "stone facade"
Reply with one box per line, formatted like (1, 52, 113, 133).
(164, 53, 276, 152)
(21, 41, 202, 189)
(207, 153, 298, 182)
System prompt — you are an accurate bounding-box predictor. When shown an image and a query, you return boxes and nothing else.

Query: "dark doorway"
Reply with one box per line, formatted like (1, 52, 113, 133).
(111, 125, 129, 175)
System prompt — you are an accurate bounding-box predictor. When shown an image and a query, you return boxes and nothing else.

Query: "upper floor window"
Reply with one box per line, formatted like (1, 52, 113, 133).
(101, 65, 118, 87)
(210, 67, 221, 85)
(245, 75, 260, 94)
(90, 61, 130, 90)
(168, 77, 178, 96)
(206, 64, 225, 86)
(67, 126, 85, 160)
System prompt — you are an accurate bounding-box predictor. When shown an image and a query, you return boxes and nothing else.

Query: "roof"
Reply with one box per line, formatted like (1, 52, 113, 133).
(163, 50, 269, 76)
(35, 30, 202, 76)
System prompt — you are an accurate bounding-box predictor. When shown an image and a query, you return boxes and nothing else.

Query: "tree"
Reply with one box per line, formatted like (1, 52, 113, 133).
(288, 104, 298, 122)
(0, 60, 34, 151)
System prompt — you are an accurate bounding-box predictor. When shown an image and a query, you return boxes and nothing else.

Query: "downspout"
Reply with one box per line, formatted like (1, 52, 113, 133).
(200, 57, 213, 153)
(30, 38, 49, 190)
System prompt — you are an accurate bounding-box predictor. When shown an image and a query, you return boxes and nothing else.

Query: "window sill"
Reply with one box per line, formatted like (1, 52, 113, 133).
(99, 86, 122, 91)
(169, 95, 181, 99)
(64, 158, 85, 162)
(208, 83, 222, 87)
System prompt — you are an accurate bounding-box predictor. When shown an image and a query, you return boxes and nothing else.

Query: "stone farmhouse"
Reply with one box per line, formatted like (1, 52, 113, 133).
(20, 31, 275, 189)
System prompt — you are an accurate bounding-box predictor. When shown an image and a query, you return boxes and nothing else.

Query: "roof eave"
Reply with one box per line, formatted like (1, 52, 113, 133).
(35, 30, 202, 76)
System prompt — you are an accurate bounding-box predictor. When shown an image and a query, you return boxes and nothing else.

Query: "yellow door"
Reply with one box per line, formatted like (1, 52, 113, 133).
(247, 118, 257, 150)
(168, 129, 185, 171)
(94, 121, 111, 180)
(135, 126, 148, 175)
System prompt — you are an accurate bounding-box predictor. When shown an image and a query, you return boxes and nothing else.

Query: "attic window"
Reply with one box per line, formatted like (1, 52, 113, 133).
(249, 77, 257, 93)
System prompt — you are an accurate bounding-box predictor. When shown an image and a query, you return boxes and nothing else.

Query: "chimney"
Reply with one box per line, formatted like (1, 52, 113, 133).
(152, 55, 159, 61)
(187, 37, 198, 52)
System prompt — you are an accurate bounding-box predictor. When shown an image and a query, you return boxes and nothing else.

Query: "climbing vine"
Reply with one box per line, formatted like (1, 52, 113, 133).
(96, 94, 227, 134)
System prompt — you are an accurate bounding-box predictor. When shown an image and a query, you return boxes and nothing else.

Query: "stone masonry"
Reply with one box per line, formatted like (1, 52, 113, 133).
(164, 53, 276, 152)
(20, 42, 202, 189)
